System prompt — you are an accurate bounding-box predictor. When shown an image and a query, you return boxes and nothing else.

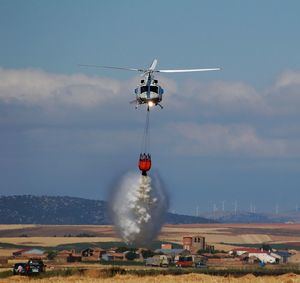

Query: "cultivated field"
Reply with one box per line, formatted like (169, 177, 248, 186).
(0, 223, 300, 252)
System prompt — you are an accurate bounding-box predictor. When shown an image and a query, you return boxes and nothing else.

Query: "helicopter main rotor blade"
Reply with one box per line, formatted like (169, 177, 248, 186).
(156, 68, 222, 73)
(149, 59, 158, 71)
(78, 64, 145, 72)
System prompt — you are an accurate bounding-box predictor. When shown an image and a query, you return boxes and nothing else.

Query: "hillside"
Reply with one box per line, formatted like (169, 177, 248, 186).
(202, 211, 292, 223)
(0, 195, 215, 225)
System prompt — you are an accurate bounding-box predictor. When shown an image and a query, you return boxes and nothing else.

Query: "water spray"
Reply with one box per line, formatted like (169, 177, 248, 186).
(109, 172, 168, 246)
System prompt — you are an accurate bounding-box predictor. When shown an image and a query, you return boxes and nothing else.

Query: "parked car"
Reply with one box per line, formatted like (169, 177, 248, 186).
(12, 263, 28, 275)
(12, 259, 46, 276)
(195, 261, 207, 268)
(27, 259, 46, 274)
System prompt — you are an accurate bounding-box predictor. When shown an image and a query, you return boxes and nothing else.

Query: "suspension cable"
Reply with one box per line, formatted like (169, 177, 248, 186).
(140, 109, 150, 154)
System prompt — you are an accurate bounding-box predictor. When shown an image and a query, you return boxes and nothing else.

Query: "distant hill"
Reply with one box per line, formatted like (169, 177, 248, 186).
(165, 212, 216, 224)
(201, 211, 292, 223)
(0, 195, 215, 225)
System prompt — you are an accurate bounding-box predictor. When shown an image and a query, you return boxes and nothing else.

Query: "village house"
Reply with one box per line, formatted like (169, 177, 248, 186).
(55, 250, 82, 263)
(81, 248, 106, 261)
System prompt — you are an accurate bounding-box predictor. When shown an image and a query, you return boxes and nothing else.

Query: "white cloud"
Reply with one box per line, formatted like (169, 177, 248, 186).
(273, 70, 300, 89)
(167, 122, 298, 158)
(265, 70, 300, 116)
(0, 68, 123, 108)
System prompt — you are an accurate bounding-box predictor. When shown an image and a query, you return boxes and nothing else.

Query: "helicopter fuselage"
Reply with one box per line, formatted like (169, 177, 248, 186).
(134, 73, 164, 108)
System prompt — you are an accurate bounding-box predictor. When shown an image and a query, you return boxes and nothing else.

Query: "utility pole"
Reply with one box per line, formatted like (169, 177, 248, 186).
(196, 205, 199, 217)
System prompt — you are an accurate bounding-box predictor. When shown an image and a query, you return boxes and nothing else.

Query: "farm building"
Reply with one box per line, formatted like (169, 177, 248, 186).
(229, 248, 286, 264)
(246, 251, 279, 264)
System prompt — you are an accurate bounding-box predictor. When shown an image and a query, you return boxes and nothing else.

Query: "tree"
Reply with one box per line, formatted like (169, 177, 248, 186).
(125, 251, 137, 261)
(141, 249, 155, 259)
(116, 246, 129, 253)
(261, 244, 272, 252)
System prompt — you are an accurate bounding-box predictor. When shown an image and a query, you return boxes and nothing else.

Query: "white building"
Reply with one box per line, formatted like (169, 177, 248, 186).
(247, 251, 278, 264)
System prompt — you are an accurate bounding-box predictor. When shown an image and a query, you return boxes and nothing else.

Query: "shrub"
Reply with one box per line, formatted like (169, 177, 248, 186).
(141, 249, 155, 259)
(46, 250, 58, 260)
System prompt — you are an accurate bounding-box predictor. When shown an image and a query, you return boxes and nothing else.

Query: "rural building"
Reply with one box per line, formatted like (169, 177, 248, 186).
(12, 248, 46, 259)
(102, 252, 125, 261)
(155, 248, 188, 256)
(55, 250, 82, 263)
(229, 248, 261, 256)
(246, 251, 278, 264)
(161, 243, 172, 250)
(229, 248, 282, 264)
(183, 236, 205, 253)
(273, 250, 291, 263)
(56, 250, 72, 263)
(81, 248, 106, 261)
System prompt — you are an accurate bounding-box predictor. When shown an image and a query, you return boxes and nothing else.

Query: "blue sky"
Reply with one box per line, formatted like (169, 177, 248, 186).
(0, 0, 300, 214)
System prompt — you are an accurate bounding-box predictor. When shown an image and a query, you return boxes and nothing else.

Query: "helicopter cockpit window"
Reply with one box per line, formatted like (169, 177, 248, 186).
(141, 86, 158, 93)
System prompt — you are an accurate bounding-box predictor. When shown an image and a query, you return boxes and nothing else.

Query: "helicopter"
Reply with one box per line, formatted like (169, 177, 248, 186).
(79, 59, 221, 110)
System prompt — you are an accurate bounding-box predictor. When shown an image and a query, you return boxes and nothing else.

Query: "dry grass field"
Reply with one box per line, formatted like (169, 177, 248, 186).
(0, 237, 119, 247)
(160, 223, 300, 251)
(1, 273, 300, 282)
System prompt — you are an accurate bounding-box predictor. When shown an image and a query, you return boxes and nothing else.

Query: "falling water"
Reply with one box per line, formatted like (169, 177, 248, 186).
(109, 172, 169, 246)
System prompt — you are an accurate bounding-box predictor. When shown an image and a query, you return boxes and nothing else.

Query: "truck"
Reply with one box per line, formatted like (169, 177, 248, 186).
(176, 256, 194, 268)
